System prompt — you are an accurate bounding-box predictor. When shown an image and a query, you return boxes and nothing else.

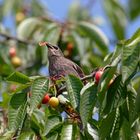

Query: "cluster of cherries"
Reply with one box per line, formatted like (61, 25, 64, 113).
(39, 68, 113, 109)
(41, 94, 59, 108)
(9, 47, 22, 68)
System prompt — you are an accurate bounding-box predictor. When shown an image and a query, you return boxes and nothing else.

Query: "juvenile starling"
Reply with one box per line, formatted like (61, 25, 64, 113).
(39, 42, 85, 80)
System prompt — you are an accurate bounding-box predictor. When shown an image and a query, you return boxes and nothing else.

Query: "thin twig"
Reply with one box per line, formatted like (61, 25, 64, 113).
(0, 33, 36, 45)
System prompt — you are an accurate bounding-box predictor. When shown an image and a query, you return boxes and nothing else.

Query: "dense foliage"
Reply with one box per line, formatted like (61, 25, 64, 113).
(0, 0, 140, 139)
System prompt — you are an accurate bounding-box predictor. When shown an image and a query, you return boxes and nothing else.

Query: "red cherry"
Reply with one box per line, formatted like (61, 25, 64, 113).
(42, 94, 50, 104)
(9, 47, 16, 57)
(95, 70, 103, 84)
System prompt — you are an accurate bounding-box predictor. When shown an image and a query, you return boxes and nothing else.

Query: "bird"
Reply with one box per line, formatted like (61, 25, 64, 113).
(39, 42, 85, 81)
(39, 42, 84, 129)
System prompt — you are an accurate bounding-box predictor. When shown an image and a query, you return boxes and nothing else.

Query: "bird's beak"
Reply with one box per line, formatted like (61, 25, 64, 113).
(39, 42, 53, 49)
(46, 42, 54, 49)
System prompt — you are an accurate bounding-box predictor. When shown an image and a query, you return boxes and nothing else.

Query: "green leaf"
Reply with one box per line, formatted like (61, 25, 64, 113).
(3, 0, 16, 15)
(127, 88, 137, 124)
(17, 131, 35, 140)
(43, 116, 62, 136)
(135, 89, 140, 114)
(44, 23, 61, 44)
(41, 23, 61, 64)
(0, 131, 15, 140)
(124, 28, 140, 47)
(76, 22, 109, 54)
(6, 71, 30, 84)
(122, 43, 140, 82)
(66, 75, 83, 111)
(99, 110, 116, 139)
(12, 84, 31, 93)
(8, 92, 27, 132)
(1, 92, 11, 109)
(31, 0, 45, 16)
(17, 17, 44, 40)
(110, 44, 123, 66)
(98, 66, 116, 103)
(132, 76, 140, 93)
(120, 28, 140, 82)
(10, 92, 27, 109)
(61, 124, 74, 140)
(70, 31, 85, 57)
(103, 75, 126, 114)
(120, 118, 135, 140)
(86, 123, 99, 140)
(30, 109, 45, 134)
(129, 0, 140, 20)
(29, 78, 49, 114)
(68, 1, 90, 21)
(103, 0, 127, 39)
(46, 133, 58, 140)
(80, 83, 97, 128)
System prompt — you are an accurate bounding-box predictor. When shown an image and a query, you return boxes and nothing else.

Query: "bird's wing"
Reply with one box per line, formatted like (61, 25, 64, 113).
(72, 63, 85, 78)
(62, 57, 85, 78)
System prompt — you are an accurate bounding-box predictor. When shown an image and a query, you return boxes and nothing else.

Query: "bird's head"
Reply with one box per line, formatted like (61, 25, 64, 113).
(39, 42, 64, 58)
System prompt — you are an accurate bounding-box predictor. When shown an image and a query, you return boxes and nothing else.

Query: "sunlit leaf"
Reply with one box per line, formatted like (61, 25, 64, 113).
(8, 92, 27, 132)
(61, 124, 73, 140)
(6, 71, 30, 84)
(17, 131, 35, 140)
(118, 28, 140, 82)
(30, 78, 49, 114)
(86, 123, 99, 140)
(122, 43, 140, 83)
(66, 75, 83, 111)
(80, 83, 97, 128)
(0, 131, 15, 140)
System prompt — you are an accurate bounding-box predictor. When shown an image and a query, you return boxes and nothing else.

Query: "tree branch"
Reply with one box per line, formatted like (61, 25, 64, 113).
(0, 33, 36, 45)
